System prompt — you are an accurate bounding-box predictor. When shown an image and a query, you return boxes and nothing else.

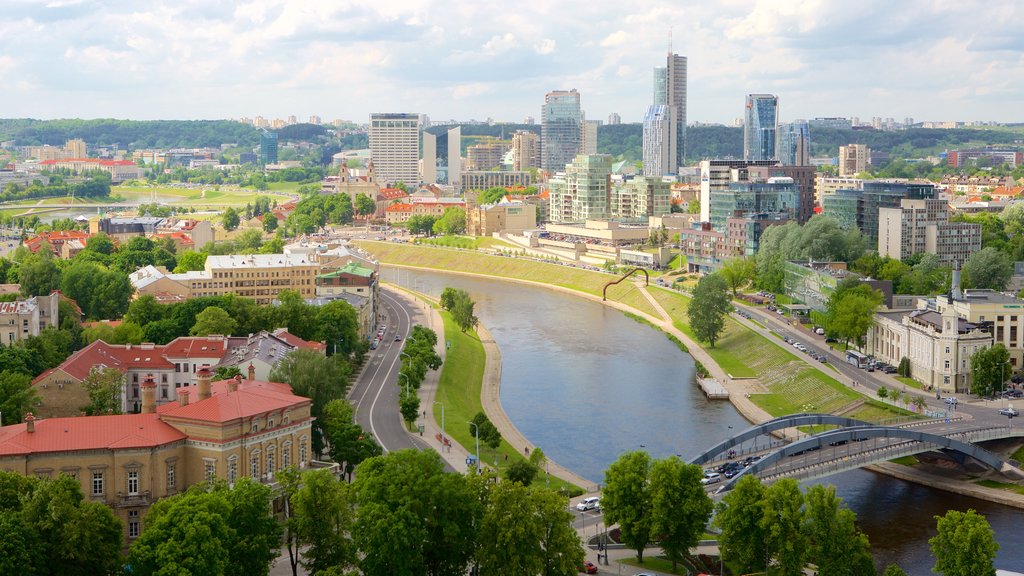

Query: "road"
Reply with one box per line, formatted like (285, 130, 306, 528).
(347, 287, 432, 455)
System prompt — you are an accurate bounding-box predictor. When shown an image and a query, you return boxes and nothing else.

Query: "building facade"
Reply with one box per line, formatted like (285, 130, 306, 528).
(511, 131, 540, 171)
(878, 199, 982, 264)
(613, 177, 672, 220)
(460, 171, 534, 192)
(822, 180, 937, 246)
(698, 159, 778, 223)
(838, 144, 870, 177)
(777, 121, 810, 166)
(547, 154, 613, 223)
(369, 113, 421, 187)
(642, 105, 677, 177)
(0, 291, 60, 344)
(541, 90, 582, 172)
(708, 179, 798, 232)
(259, 131, 278, 165)
(743, 94, 779, 161)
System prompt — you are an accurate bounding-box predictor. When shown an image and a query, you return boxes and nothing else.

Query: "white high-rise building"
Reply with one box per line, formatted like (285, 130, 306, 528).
(421, 126, 461, 188)
(369, 113, 421, 187)
(645, 53, 687, 174)
(642, 105, 677, 177)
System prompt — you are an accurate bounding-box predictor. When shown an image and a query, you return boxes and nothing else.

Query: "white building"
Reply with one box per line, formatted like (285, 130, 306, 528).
(369, 113, 421, 187)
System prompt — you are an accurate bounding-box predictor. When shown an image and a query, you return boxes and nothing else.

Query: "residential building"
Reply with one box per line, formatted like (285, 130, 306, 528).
(808, 117, 852, 130)
(2, 369, 321, 542)
(547, 154, 613, 223)
(259, 130, 278, 165)
(36, 159, 141, 182)
(947, 148, 1024, 168)
(24, 230, 91, 259)
(743, 94, 779, 161)
(91, 217, 166, 242)
(607, 113, 621, 125)
(385, 203, 414, 224)
(777, 121, 810, 166)
(746, 165, 816, 225)
(816, 176, 863, 203)
(822, 180, 937, 246)
(581, 120, 600, 156)
(461, 171, 533, 193)
(315, 261, 377, 328)
(374, 186, 409, 217)
(613, 176, 672, 220)
(369, 113, 421, 187)
(0, 291, 60, 345)
(679, 214, 791, 274)
(642, 104, 677, 177)
(709, 179, 798, 232)
(838, 144, 870, 177)
(541, 90, 582, 172)
(698, 159, 777, 222)
(650, 53, 687, 169)
(511, 131, 540, 171)
(465, 140, 509, 172)
(878, 199, 982, 264)
(217, 330, 327, 380)
(466, 199, 538, 237)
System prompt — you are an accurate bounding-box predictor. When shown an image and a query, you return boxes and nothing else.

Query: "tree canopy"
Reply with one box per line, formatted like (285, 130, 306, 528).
(688, 273, 731, 348)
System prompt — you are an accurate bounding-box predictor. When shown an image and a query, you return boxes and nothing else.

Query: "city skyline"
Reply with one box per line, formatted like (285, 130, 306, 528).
(2, 1, 1023, 123)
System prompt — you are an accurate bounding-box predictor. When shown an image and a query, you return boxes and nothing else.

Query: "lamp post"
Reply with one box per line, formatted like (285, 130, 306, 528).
(434, 401, 446, 453)
(1009, 403, 1015, 429)
(467, 421, 481, 474)
(398, 373, 411, 396)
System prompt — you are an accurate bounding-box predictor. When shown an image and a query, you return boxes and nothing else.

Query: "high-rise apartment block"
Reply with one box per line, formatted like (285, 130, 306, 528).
(614, 177, 672, 220)
(548, 154, 613, 222)
(777, 121, 810, 166)
(642, 105, 677, 177)
(645, 54, 687, 174)
(511, 131, 540, 172)
(878, 199, 981, 265)
(743, 94, 779, 161)
(541, 90, 583, 172)
(839, 144, 870, 177)
(607, 113, 621, 125)
(369, 113, 421, 187)
(582, 120, 600, 155)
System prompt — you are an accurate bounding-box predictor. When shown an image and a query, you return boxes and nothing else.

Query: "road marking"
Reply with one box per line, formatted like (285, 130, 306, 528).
(365, 291, 414, 453)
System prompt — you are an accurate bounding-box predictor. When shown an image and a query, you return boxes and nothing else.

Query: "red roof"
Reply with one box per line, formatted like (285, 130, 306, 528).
(379, 188, 409, 200)
(157, 378, 309, 426)
(272, 328, 326, 352)
(386, 203, 413, 212)
(151, 232, 194, 246)
(161, 336, 228, 358)
(0, 413, 186, 456)
(24, 230, 91, 253)
(32, 338, 231, 386)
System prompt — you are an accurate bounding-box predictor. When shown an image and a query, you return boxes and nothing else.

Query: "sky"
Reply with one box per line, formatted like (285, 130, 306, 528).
(3, 0, 1024, 124)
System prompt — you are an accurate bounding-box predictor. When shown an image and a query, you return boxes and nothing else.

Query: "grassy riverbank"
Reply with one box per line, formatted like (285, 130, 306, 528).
(432, 309, 582, 494)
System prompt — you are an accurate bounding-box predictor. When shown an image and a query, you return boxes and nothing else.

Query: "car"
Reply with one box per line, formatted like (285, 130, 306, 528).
(700, 475, 721, 485)
(999, 407, 1020, 417)
(828, 439, 848, 447)
(866, 366, 875, 372)
(576, 497, 600, 511)
(369, 341, 378, 350)
(394, 335, 402, 341)
(1004, 389, 1023, 398)
(815, 327, 825, 335)
(580, 561, 598, 574)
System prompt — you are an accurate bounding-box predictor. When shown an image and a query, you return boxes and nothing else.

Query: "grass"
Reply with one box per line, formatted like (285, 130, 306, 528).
(896, 376, 922, 390)
(432, 310, 582, 494)
(618, 556, 691, 575)
(890, 456, 918, 466)
(1013, 445, 1024, 463)
(976, 479, 1024, 495)
(357, 241, 660, 318)
(415, 235, 517, 250)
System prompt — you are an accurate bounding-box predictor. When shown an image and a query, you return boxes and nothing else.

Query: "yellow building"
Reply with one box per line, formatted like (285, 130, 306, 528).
(466, 200, 537, 236)
(0, 368, 321, 543)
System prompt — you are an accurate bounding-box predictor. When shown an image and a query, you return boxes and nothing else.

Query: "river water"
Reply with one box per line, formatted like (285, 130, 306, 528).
(395, 267, 1024, 574)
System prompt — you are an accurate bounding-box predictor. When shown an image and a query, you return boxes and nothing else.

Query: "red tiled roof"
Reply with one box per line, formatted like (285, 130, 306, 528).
(0, 413, 186, 456)
(386, 203, 413, 212)
(152, 232, 194, 246)
(161, 336, 228, 358)
(157, 378, 308, 424)
(272, 328, 326, 352)
(379, 188, 409, 200)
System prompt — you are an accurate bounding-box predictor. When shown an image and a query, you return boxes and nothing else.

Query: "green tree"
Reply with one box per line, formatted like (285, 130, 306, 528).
(84, 233, 116, 255)
(762, 478, 807, 575)
(471, 411, 502, 455)
(719, 256, 756, 296)
(315, 300, 361, 358)
(80, 366, 124, 416)
(439, 287, 458, 311)
(262, 213, 279, 233)
(828, 284, 883, 347)
(270, 349, 352, 456)
(190, 305, 238, 336)
(963, 246, 1013, 290)
(291, 469, 355, 575)
(214, 365, 242, 381)
(19, 251, 61, 297)
(214, 478, 283, 576)
(970, 344, 1012, 397)
(0, 511, 39, 575)
(505, 459, 540, 485)
(321, 399, 381, 482)
(688, 273, 731, 348)
(399, 389, 421, 427)
(172, 250, 208, 273)
(222, 207, 241, 231)
(354, 192, 376, 217)
(433, 207, 467, 235)
(715, 474, 768, 574)
(450, 289, 479, 333)
(128, 489, 232, 576)
(353, 449, 480, 576)
(602, 450, 652, 561)
(0, 370, 38, 424)
(930, 509, 998, 576)
(59, 261, 132, 320)
(803, 484, 874, 576)
(648, 457, 714, 572)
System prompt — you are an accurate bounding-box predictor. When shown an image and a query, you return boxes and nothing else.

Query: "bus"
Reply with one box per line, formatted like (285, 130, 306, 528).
(846, 350, 869, 368)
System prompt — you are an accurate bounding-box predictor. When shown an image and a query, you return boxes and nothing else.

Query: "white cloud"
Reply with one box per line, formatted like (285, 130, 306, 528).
(482, 33, 518, 55)
(453, 83, 492, 99)
(534, 38, 556, 55)
(600, 30, 628, 47)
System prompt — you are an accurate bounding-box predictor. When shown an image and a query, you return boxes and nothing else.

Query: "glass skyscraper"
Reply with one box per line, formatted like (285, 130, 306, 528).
(744, 94, 779, 161)
(541, 90, 582, 172)
(643, 54, 687, 175)
(642, 104, 675, 177)
(777, 121, 810, 166)
(259, 130, 278, 165)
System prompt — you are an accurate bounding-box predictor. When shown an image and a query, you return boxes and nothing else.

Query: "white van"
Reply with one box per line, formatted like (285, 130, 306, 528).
(576, 497, 600, 511)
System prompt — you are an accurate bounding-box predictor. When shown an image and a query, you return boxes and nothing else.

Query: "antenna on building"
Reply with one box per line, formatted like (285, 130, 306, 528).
(667, 26, 673, 54)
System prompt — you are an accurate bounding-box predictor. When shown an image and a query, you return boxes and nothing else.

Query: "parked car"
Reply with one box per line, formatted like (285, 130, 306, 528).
(576, 497, 600, 511)
(998, 407, 1020, 417)
(700, 474, 722, 485)
(815, 327, 825, 335)
(580, 561, 599, 574)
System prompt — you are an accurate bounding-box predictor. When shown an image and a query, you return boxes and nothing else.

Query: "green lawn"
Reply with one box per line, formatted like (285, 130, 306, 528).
(896, 376, 922, 390)
(976, 479, 1024, 495)
(357, 241, 659, 318)
(890, 456, 918, 466)
(416, 235, 517, 250)
(1013, 445, 1024, 463)
(619, 556, 691, 575)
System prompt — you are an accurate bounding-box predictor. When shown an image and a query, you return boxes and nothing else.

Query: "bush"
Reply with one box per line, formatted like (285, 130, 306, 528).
(898, 357, 911, 378)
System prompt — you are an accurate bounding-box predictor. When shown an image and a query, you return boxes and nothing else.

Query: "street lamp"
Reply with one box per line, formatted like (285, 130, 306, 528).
(1008, 403, 1016, 429)
(434, 401, 446, 453)
(398, 373, 411, 396)
(467, 421, 481, 474)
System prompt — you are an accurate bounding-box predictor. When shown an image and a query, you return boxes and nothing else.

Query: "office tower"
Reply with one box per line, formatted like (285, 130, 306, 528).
(653, 67, 667, 106)
(607, 113, 621, 125)
(822, 180, 936, 246)
(511, 131, 540, 171)
(547, 154, 613, 222)
(647, 53, 687, 174)
(582, 120, 600, 155)
(259, 130, 278, 165)
(698, 159, 777, 223)
(421, 126, 461, 187)
(743, 94, 779, 161)
(709, 179, 799, 232)
(369, 113, 421, 187)
(541, 90, 583, 171)
(642, 104, 677, 177)
(665, 54, 687, 166)
(838, 144, 870, 177)
(777, 121, 810, 166)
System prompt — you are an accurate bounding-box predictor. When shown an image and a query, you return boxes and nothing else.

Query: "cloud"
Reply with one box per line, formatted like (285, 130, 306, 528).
(482, 33, 518, 55)
(534, 38, 556, 55)
(452, 82, 492, 99)
(600, 30, 628, 47)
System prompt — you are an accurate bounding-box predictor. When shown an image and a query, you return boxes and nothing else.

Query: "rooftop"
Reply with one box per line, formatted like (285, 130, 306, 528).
(0, 413, 186, 456)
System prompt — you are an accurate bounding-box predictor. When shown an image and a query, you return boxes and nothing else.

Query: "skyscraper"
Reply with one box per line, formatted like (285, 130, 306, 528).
(743, 94, 779, 161)
(541, 90, 582, 172)
(642, 104, 676, 177)
(259, 130, 278, 165)
(511, 131, 540, 171)
(777, 121, 810, 166)
(645, 54, 687, 174)
(421, 126, 461, 187)
(369, 113, 421, 187)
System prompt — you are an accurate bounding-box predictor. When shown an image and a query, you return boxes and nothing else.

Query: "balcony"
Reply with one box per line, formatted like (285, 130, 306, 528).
(116, 490, 152, 508)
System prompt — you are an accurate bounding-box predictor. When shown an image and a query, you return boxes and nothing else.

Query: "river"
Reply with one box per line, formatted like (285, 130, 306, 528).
(394, 267, 1024, 574)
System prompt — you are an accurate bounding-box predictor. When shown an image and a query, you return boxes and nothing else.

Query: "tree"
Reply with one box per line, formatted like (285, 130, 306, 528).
(884, 565, 908, 576)
(222, 207, 241, 231)
(128, 489, 233, 576)
(803, 484, 874, 576)
(449, 289, 479, 333)
(930, 509, 998, 576)
(963, 246, 1013, 290)
(354, 192, 376, 218)
(719, 256, 756, 296)
(19, 251, 61, 297)
(0, 370, 38, 424)
(602, 450, 652, 561)
(970, 344, 1012, 397)
(648, 457, 714, 572)
(214, 478, 283, 576)
(214, 365, 242, 381)
(505, 459, 540, 485)
(190, 305, 238, 336)
(829, 288, 882, 348)
(80, 366, 125, 416)
(59, 261, 133, 320)
(688, 273, 731, 348)
(84, 233, 116, 255)
(439, 287, 458, 311)
(471, 411, 502, 456)
(270, 349, 352, 456)
(291, 469, 355, 575)
(761, 479, 807, 575)
(898, 356, 911, 378)
(399, 389, 421, 427)
(715, 474, 768, 574)
(321, 399, 381, 481)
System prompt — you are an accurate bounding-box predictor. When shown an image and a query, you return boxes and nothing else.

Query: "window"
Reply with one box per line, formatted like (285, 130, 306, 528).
(205, 461, 216, 482)
(128, 510, 140, 538)
(228, 458, 238, 484)
(251, 453, 260, 478)
(267, 452, 275, 474)
(267, 418, 274, 428)
(945, 346, 950, 354)
(92, 471, 104, 495)
(166, 463, 176, 491)
(127, 470, 139, 495)
(944, 360, 950, 370)
(299, 440, 307, 466)
(282, 447, 291, 468)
